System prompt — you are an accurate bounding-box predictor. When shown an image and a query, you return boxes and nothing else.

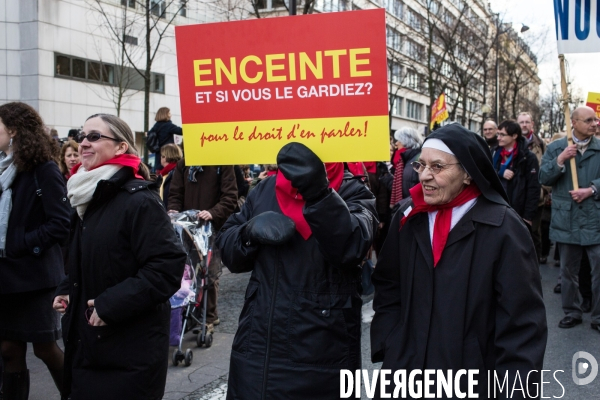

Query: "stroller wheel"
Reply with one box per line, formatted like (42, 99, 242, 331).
(205, 332, 213, 348)
(196, 331, 204, 347)
(184, 349, 193, 366)
(172, 350, 182, 367)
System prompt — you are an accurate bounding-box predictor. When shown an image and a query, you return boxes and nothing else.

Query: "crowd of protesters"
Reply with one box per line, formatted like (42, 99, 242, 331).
(0, 100, 598, 399)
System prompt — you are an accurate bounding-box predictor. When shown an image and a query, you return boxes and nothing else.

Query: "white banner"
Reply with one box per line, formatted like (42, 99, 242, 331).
(554, 0, 600, 54)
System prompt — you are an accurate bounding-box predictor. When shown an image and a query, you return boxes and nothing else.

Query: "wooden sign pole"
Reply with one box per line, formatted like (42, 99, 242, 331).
(559, 54, 579, 190)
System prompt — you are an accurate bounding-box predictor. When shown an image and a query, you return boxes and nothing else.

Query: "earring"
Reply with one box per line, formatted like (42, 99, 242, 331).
(9, 138, 12, 147)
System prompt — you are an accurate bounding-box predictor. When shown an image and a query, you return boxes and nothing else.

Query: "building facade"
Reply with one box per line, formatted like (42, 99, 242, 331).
(0, 0, 220, 153)
(1, 0, 539, 145)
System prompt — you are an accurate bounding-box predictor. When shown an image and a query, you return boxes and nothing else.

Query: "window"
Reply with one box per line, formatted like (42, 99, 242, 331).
(386, 0, 403, 19)
(121, 0, 135, 8)
(386, 26, 402, 52)
(442, 9, 455, 26)
(441, 61, 452, 77)
(56, 55, 70, 76)
(388, 61, 402, 84)
(429, 0, 439, 14)
(179, 0, 187, 17)
(72, 58, 86, 79)
(406, 8, 422, 30)
(391, 95, 403, 116)
(322, 0, 349, 12)
(54, 53, 162, 92)
(88, 61, 101, 81)
(469, 120, 479, 132)
(406, 100, 422, 120)
(102, 65, 115, 84)
(123, 35, 138, 46)
(405, 40, 424, 59)
(405, 70, 420, 91)
(150, 0, 166, 18)
(153, 73, 165, 93)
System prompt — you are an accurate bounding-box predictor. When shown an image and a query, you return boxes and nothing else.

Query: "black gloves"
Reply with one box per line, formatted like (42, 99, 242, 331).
(242, 211, 296, 246)
(277, 142, 329, 202)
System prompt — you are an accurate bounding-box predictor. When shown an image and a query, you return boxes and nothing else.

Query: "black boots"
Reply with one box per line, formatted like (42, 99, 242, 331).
(1, 370, 29, 400)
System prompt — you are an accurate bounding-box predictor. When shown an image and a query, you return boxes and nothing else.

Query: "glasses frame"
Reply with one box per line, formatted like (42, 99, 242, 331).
(75, 132, 122, 144)
(411, 161, 461, 175)
(575, 118, 600, 125)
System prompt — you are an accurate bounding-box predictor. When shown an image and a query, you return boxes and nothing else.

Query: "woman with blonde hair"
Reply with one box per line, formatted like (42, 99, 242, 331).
(59, 140, 80, 181)
(147, 107, 182, 172)
(53, 113, 185, 400)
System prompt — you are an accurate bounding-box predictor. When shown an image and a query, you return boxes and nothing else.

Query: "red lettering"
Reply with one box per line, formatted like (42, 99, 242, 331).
(200, 132, 229, 147)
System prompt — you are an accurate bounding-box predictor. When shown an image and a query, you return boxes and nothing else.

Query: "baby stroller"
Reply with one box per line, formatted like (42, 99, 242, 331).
(169, 210, 215, 367)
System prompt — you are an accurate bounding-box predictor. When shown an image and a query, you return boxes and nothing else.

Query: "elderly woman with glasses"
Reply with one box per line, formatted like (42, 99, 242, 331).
(52, 114, 186, 400)
(371, 124, 547, 398)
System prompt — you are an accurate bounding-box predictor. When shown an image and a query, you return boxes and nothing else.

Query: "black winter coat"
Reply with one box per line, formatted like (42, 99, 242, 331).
(0, 161, 70, 294)
(400, 148, 420, 198)
(371, 197, 547, 399)
(56, 168, 186, 400)
(216, 173, 378, 400)
(149, 120, 182, 164)
(149, 120, 182, 149)
(492, 142, 540, 221)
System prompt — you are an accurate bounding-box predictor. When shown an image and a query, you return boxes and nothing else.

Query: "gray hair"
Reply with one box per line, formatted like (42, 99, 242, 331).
(85, 113, 138, 156)
(394, 127, 423, 149)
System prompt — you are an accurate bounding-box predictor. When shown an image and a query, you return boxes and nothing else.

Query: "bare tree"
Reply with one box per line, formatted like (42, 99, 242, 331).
(90, 0, 187, 137)
(420, 0, 473, 122)
(495, 27, 545, 122)
(87, 4, 142, 116)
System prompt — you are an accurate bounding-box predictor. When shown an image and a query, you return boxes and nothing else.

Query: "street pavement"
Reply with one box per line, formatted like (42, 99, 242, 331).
(22, 253, 600, 399)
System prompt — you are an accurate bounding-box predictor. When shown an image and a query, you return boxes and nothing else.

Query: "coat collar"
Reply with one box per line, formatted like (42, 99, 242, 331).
(411, 197, 506, 266)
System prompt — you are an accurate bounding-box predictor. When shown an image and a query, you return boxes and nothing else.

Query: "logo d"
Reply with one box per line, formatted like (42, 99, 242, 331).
(572, 351, 598, 385)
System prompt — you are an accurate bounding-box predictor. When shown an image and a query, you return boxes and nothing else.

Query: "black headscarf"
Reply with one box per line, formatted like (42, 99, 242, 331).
(424, 123, 509, 206)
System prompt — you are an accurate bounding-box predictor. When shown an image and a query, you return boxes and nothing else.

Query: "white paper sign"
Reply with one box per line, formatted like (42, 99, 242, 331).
(174, 134, 183, 146)
(554, 0, 600, 54)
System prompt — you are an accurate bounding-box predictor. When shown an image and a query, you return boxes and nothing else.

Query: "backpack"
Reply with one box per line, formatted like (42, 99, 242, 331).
(146, 131, 160, 153)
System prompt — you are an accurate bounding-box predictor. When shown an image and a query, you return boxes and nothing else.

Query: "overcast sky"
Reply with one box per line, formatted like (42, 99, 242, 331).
(489, 0, 600, 103)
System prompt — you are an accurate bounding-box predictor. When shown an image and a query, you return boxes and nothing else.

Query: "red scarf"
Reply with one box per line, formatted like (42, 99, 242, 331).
(267, 170, 277, 176)
(401, 183, 481, 267)
(346, 162, 365, 177)
(71, 154, 144, 180)
(160, 162, 177, 177)
(499, 143, 517, 164)
(390, 148, 407, 207)
(275, 163, 344, 240)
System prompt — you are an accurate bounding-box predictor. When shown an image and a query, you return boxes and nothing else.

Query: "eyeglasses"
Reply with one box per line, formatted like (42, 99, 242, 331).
(75, 132, 122, 144)
(496, 132, 512, 137)
(575, 118, 600, 125)
(411, 161, 460, 175)
(85, 306, 95, 324)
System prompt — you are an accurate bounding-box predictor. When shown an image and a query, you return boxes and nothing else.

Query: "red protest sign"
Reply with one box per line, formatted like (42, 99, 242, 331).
(175, 10, 389, 165)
